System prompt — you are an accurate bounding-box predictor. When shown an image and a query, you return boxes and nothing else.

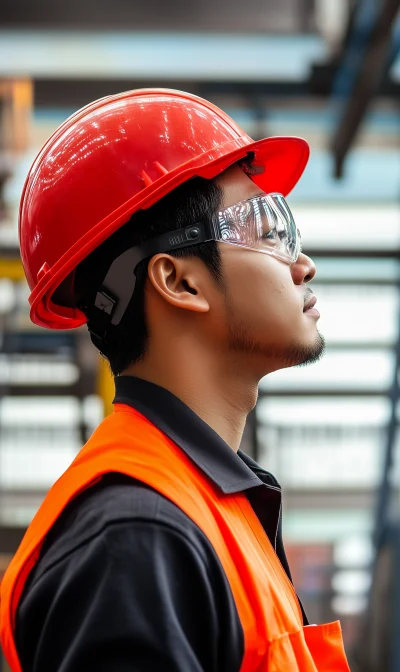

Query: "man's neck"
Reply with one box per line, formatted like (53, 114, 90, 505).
(123, 350, 258, 452)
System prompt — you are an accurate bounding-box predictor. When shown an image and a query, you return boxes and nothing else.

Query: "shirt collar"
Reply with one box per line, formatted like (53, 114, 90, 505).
(113, 375, 279, 495)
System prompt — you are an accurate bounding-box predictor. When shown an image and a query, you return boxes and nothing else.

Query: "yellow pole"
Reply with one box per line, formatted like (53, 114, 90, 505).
(0, 258, 25, 281)
(97, 356, 114, 417)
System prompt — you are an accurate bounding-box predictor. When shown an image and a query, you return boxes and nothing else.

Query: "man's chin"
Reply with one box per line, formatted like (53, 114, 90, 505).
(289, 332, 326, 368)
(227, 321, 326, 370)
(265, 333, 326, 371)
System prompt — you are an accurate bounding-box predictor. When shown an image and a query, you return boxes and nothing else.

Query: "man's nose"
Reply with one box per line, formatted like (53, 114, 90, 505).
(290, 252, 316, 285)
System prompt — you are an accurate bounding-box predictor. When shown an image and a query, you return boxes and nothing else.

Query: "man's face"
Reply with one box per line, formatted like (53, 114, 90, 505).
(215, 165, 325, 373)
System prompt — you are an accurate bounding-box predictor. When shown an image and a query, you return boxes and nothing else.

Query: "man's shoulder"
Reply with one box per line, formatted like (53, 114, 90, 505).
(34, 473, 209, 581)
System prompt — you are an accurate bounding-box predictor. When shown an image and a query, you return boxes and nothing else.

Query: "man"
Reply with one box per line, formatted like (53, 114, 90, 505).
(0, 89, 350, 671)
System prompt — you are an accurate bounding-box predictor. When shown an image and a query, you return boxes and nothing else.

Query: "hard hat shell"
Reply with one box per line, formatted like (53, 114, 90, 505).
(19, 88, 309, 329)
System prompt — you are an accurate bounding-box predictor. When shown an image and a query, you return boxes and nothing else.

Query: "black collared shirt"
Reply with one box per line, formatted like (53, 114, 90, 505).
(16, 376, 304, 672)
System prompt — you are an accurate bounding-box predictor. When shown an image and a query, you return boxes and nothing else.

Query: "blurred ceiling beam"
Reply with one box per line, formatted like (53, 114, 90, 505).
(331, 0, 400, 178)
(1, 0, 315, 33)
(0, 31, 327, 82)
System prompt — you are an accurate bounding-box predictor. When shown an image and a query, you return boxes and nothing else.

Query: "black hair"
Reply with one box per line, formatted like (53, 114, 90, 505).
(74, 176, 224, 375)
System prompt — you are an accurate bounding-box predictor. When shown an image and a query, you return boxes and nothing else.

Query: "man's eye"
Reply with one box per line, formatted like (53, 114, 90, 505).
(262, 230, 275, 240)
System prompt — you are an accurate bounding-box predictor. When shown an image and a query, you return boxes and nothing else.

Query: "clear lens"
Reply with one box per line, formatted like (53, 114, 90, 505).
(214, 193, 300, 263)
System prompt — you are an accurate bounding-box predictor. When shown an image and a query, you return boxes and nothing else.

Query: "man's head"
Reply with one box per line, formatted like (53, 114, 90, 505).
(75, 158, 324, 380)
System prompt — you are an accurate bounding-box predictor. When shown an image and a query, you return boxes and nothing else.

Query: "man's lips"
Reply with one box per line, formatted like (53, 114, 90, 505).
(303, 296, 317, 312)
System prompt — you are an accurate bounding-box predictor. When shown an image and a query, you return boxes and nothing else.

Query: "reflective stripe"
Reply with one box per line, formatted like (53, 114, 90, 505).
(0, 404, 350, 671)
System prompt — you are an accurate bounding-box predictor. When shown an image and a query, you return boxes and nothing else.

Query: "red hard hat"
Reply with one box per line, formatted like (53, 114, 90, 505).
(19, 88, 309, 330)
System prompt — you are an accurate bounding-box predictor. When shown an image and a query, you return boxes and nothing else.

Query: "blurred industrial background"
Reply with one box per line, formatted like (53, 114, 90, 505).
(0, 0, 399, 670)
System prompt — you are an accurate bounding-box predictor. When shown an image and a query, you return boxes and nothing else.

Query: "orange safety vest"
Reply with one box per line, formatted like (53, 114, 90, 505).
(1, 404, 351, 671)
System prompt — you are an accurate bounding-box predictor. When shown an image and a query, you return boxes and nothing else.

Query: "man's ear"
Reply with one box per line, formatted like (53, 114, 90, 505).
(147, 254, 210, 313)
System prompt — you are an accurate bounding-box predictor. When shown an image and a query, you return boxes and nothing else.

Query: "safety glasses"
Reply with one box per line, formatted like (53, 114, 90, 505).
(213, 193, 301, 264)
(134, 192, 302, 267)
